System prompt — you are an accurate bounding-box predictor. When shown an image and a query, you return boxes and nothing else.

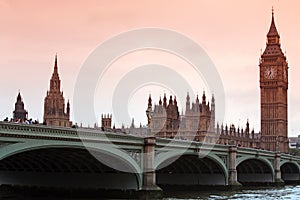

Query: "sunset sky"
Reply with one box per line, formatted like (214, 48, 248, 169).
(0, 0, 299, 136)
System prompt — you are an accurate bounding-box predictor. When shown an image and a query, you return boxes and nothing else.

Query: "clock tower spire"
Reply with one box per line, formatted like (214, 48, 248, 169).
(259, 9, 289, 153)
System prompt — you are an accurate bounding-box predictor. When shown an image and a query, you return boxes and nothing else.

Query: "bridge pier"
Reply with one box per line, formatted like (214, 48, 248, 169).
(228, 146, 242, 189)
(274, 152, 284, 186)
(140, 137, 162, 199)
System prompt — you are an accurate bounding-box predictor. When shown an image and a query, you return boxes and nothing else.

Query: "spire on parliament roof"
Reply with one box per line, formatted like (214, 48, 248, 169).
(53, 53, 58, 75)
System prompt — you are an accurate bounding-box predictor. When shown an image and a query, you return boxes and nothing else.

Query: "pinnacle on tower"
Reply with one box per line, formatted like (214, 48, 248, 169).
(186, 92, 190, 112)
(53, 53, 58, 75)
(67, 99, 70, 115)
(163, 93, 167, 108)
(174, 96, 177, 106)
(196, 94, 199, 104)
(267, 7, 280, 38)
(169, 95, 173, 105)
(49, 54, 61, 92)
(130, 118, 135, 129)
(186, 92, 190, 101)
(17, 91, 22, 101)
(148, 94, 152, 108)
(202, 91, 206, 103)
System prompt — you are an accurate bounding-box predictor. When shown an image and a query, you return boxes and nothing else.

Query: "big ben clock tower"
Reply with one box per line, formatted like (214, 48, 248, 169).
(260, 10, 289, 153)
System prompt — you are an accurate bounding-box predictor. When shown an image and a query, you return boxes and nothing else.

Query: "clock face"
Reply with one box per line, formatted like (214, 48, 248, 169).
(264, 66, 277, 79)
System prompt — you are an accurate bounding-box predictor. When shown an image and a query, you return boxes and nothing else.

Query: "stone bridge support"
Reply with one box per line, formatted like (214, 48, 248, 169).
(228, 146, 241, 188)
(274, 152, 284, 186)
(140, 137, 162, 199)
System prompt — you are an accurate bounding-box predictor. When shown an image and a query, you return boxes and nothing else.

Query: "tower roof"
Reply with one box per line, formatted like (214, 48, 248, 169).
(262, 9, 284, 57)
(267, 8, 280, 38)
(17, 91, 22, 102)
(148, 94, 152, 107)
(53, 54, 58, 76)
(49, 54, 61, 92)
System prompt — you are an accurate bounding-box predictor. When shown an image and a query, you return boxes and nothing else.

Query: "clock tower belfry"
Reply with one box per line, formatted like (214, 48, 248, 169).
(259, 9, 289, 153)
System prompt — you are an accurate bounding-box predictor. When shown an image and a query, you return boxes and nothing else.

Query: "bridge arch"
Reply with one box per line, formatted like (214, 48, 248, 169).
(155, 151, 228, 186)
(280, 161, 300, 183)
(0, 140, 142, 189)
(236, 156, 274, 185)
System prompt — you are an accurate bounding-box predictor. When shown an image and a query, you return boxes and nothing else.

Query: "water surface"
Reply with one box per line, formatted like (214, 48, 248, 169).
(164, 185, 300, 200)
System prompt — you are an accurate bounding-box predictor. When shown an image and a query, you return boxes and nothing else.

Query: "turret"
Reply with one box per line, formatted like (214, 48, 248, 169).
(159, 96, 162, 105)
(211, 94, 216, 131)
(101, 114, 112, 131)
(169, 95, 173, 105)
(147, 94, 152, 110)
(67, 100, 70, 117)
(195, 94, 200, 112)
(245, 119, 250, 135)
(186, 92, 190, 113)
(13, 91, 28, 121)
(174, 96, 177, 107)
(201, 91, 206, 114)
(202, 91, 206, 104)
(163, 93, 167, 108)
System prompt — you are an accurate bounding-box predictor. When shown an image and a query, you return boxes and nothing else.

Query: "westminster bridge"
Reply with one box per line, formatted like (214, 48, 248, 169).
(0, 122, 299, 198)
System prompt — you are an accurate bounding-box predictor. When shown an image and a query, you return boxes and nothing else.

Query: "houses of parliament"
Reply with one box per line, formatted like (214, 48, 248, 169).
(11, 55, 72, 128)
(9, 11, 289, 153)
(146, 11, 289, 153)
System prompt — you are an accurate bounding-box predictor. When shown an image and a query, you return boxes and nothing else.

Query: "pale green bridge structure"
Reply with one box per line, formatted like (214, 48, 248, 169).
(0, 122, 299, 198)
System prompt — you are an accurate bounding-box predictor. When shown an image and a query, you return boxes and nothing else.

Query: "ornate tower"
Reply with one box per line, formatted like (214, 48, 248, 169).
(259, 10, 289, 153)
(149, 94, 180, 138)
(13, 92, 28, 121)
(43, 55, 71, 127)
(101, 114, 112, 131)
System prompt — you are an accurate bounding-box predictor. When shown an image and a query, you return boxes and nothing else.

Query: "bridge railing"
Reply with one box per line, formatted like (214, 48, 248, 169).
(237, 146, 276, 157)
(281, 153, 300, 162)
(0, 122, 144, 145)
(155, 137, 230, 152)
(237, 146, 300, 161)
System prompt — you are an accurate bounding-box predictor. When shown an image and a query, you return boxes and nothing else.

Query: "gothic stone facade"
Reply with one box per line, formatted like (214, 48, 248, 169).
(43, 55, 71, 127)
(147, 93, 260, 149)
(147, 11, 288, 153)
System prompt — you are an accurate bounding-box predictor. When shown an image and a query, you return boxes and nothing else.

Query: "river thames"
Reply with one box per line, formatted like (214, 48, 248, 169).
(163, 185, 300, 200)
(1, 185, 300, 199)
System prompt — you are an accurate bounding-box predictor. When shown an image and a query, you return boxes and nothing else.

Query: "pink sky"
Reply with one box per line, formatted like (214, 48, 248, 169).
(0, 0, 299, 136)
